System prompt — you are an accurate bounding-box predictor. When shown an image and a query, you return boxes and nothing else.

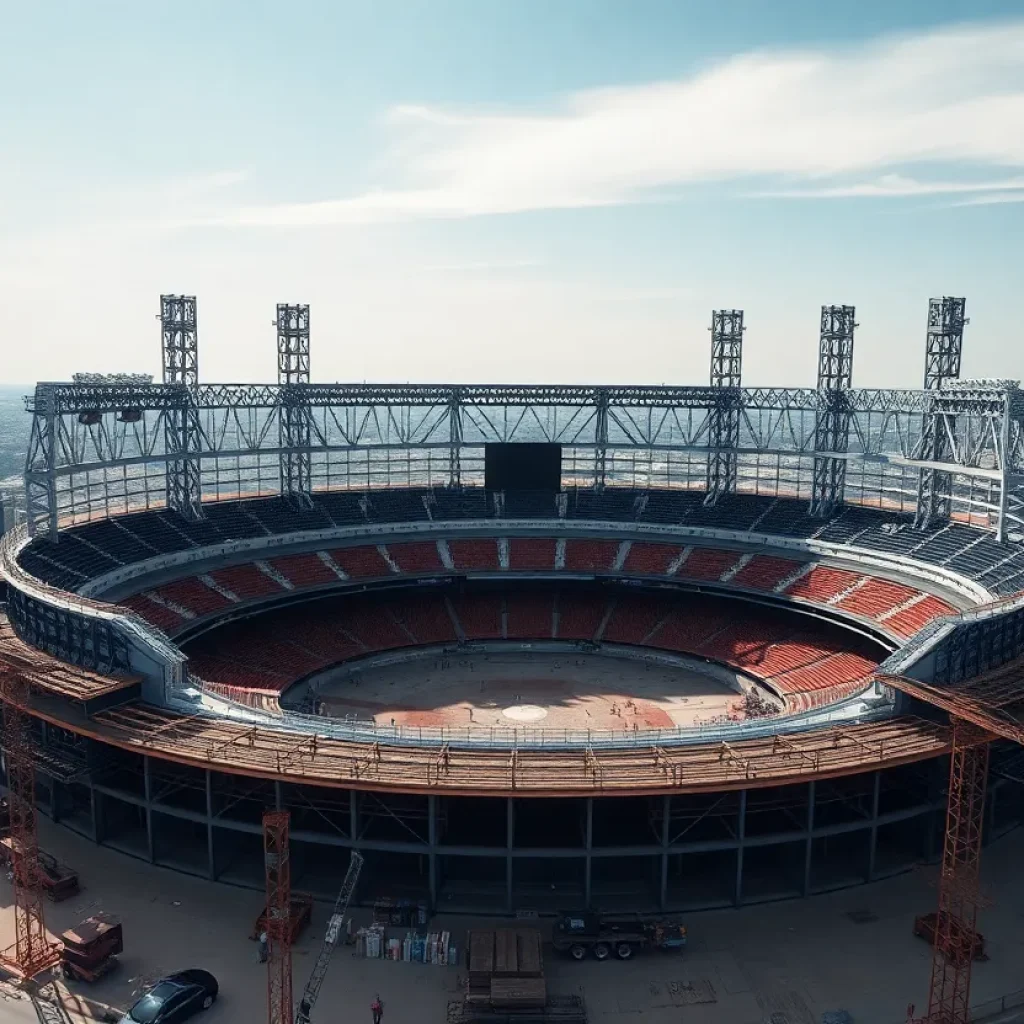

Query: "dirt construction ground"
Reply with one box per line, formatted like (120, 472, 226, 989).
(2, 817, 1024, 1024)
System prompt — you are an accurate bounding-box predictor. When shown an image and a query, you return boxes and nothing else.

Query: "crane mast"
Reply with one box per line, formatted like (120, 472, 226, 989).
(295, 851, 364, 1024)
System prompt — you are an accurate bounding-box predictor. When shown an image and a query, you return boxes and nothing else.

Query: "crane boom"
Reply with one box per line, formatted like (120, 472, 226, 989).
(295, 850, 364, 1024)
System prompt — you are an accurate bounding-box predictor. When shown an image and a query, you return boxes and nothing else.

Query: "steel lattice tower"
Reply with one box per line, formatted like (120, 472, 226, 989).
(160, 295, 203, 520)
(276, 304, 312, 503)
(704, 309, 744, 505)
(924, 297, 968, 391)
(810, 305, 856, 518)
(925, 719, 989, 1024)
(0, 674, 61, 979)
(917, 297, 969, 529)
(263, 810, 293, 1024)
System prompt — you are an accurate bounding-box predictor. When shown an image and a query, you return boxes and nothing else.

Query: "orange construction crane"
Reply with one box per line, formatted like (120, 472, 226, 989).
(263, 810, 293, 1024)
(0, 671, 62, 979)
(880, 665, 1024, 1024)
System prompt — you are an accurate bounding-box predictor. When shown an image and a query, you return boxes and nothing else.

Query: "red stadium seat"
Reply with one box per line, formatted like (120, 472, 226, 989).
(387, 541, 444, 574)
(564, 539, 619, 573)
(508, 538, 556, 571)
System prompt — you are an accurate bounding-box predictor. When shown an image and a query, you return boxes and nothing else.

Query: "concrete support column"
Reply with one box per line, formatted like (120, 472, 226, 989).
(927, 759, 943, 861)
(274, 780, 283, 812)
(143, 756, 154, 863)
(584, 798, 593, 910)
(734, 789, 746, 905)
(506, 799, 514, 913)
(803, 781, 816, 897)
(206, 770, 216, 881)
(867, 770, 881, 881)
(90, 786, 102, 844)
(660, 795, 670, 911)
(428, 795, 438, 912)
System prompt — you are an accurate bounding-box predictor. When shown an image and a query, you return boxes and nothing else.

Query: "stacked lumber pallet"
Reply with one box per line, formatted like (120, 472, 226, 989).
(467, 929, 546, 1009)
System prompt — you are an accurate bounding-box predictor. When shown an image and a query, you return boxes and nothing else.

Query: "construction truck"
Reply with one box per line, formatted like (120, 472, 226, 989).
(552, 914, 686, 961)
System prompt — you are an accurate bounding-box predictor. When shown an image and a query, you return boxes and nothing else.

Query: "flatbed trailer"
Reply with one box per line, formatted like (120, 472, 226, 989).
(552, 914, 686, 961)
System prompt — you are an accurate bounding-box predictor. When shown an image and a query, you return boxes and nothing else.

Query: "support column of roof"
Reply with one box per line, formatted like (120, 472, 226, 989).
(161, 295, 203, 520)
(916, 297, 968, 529)
(704, 309, 744, 506)
(809, 305, 856, 518)
(276, 304, 312, 505)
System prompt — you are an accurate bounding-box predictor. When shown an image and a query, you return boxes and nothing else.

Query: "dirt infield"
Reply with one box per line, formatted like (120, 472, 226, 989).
(316, 649, 751, 731)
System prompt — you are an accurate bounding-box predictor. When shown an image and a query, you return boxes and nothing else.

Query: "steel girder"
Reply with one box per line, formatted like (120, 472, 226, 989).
(20, 378, 1022, 536)
(705, 310, 744, 505)
(810, 306, 856, 518)
(27, 382, 935, 414)
(276, 304, 312, 503)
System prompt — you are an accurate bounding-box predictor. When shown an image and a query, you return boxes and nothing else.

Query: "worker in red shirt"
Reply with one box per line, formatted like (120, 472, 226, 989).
(371, 995, 383, 1024)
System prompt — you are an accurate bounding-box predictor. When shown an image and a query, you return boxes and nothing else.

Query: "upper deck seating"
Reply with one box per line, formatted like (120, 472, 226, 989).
(387, 541, 444, 574)
(154, 577, 232, 618)
(730, 554, 803, 592)
(269, 552, 339, 588)
(678, 547, 742, 583)
(564, 539, 619, 573)
(783, 566, 863, 604)
(208, 563, 284, 601)
(449, 539, 499, 572)
(508, 538, 556, 571)
(328, 545, 393, 578)
(621, 542, 681, 575)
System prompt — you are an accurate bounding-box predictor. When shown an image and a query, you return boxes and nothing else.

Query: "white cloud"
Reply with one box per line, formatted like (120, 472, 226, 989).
(748, 173, 1024, 198)
(950, 191, 1024, 207)
(207, 19, 1024, 225)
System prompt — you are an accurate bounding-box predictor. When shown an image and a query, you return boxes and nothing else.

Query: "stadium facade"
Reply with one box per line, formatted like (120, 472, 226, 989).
(1, 296, 1023, 913)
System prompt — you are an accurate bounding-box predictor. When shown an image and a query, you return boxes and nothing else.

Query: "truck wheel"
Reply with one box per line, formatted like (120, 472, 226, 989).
(593, 943, 610, 961)
(61, 963, 76, 981)
(570, 944, 587, 961)
(616, 943, 634, 960)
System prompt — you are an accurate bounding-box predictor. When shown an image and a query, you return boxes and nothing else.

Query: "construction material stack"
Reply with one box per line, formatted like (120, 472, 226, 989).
(462, 928, 585, 1024)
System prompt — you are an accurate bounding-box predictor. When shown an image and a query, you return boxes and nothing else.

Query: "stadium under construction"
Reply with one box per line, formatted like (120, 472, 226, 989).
(2, 297, 1024, 1000)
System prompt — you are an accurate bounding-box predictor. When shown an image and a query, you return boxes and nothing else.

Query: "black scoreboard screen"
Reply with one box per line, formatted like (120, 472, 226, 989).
(484, 443, 562, 492)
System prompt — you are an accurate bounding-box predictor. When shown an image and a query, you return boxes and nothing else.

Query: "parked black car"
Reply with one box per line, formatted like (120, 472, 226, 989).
(119, 970, 219, 1023)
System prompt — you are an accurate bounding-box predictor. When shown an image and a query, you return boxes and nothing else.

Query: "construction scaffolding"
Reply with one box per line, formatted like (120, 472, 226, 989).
(882, 660, 1024, 1024)
(0, 672, 62, 979)
(263, 810, 293, 1024)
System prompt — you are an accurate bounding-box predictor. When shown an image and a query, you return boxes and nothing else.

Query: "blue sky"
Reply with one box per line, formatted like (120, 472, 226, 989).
(1, 0, 1022, 387)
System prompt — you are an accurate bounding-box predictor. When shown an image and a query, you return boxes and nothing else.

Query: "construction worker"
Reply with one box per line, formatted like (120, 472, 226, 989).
(257, 930, 268, 963)
(371, 995, 383, 1024)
